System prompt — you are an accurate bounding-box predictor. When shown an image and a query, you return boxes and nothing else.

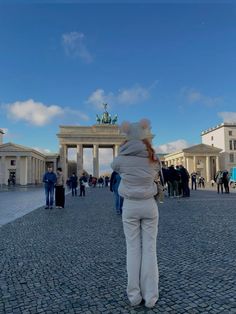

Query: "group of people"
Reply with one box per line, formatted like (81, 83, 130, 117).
(162, 164, 190, 198)
(43, 168, 90, 209)
(214, 170, 230, 193)
(43, 166, 65, 209)
(190, 172, 205, 190)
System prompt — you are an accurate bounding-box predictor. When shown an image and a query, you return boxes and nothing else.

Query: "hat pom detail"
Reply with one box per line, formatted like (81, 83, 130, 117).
(139, 119, 150, 129)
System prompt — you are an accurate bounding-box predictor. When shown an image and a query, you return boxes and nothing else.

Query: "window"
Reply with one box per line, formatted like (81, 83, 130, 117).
(10, 160, 16, 166)
(211, 136, 214, 141)
(229, 130, 232, 136)
(229, 153, 234, 163)
(229, 140, 233, 150)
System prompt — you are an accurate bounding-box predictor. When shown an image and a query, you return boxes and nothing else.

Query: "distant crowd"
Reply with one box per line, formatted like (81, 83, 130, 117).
(41, 164, 232, 210)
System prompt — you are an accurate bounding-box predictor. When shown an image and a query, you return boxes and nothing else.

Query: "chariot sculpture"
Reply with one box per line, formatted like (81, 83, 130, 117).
(96, 104, 118, 125)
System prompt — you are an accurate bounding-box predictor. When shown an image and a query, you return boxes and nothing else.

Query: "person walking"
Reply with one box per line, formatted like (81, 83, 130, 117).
(70, 172, 78, 196)
(111, 119, 160, 309)
(79, 173, 87, 197)
(43, 165, 57, 209)
(215, 171, 223, 194)
(222, 170, 230, 193)
(55, 167, 65, 208)
(191, 172, 197, 190)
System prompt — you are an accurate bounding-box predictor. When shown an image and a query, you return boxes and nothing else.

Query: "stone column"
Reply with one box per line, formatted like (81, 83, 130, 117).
(16, 156, 20, 184)
(27, 157, 32, 184)
(60, 145, 68, 181)
(77, 144, 84, 176)
(206, 156, 210, 182)
(0, 156, 6, 185)
(193, 156, 196, 172)
(113, 145, 119, 158)
(216, 156, 220, 172)
(93, 144, 99, 178)
(186, 157, 189, 171)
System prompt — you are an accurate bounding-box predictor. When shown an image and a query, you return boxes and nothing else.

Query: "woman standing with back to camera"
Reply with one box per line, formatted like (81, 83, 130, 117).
(111, 119, 160, 309)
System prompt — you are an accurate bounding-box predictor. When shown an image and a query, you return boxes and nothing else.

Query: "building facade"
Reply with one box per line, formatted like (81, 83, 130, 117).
(163, 144, 221, 182)
(0, 142, 59, 185)
(201, 123, 236, 171)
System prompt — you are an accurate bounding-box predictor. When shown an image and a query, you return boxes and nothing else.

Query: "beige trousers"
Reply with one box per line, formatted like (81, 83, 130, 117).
(122, 197, 159, 307)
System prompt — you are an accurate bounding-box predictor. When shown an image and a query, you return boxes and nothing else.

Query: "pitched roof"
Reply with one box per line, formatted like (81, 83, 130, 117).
(182, 143, 222, 154)
(0, 142, 46, 157)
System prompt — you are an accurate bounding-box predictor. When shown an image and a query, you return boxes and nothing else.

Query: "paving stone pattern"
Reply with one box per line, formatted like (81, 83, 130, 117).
(0, 188, 236, 313)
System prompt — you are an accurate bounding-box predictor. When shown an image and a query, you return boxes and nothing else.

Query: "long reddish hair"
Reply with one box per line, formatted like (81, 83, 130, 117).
(142, 139, 158, 163)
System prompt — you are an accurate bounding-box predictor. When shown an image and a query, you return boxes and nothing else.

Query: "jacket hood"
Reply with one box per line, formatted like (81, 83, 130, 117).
(119, 140, 148, 158)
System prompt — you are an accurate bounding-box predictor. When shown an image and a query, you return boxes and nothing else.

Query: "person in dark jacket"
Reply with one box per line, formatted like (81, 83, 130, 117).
(168, 165, 180, 197)
(110, 171, 124, 214)
(79, 173, 87, 197)
(191, 172, 197, 190)
(43, 166, 57, 209)
(179, 165, 190, 197)
(70, 172, 78, 196)
(222, 171, 230, 193)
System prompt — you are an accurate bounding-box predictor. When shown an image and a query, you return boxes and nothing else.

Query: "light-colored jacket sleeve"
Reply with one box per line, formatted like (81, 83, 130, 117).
(111, 157, 120, 173)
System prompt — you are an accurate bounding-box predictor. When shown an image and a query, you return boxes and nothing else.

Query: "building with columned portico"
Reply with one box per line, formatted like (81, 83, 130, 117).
(0, 141, 59, 185)
(163, 144, 222, 182)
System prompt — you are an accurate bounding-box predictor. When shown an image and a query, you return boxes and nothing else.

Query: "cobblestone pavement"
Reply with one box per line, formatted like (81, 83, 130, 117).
(1, 187, 236, 313)
(0, 186, 71, 227)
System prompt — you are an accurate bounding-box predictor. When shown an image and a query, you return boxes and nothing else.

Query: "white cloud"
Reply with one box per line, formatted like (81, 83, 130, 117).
(4, 99, 89, 126)
(218, 112, 236, 123)
(62, 31, 93, 63)
(181, 87, 222, 107)
(155, 139, 190, 154)
(86, 89, 114, 109)
(87, 84, 151, 108)
(6, 99, 63, 126)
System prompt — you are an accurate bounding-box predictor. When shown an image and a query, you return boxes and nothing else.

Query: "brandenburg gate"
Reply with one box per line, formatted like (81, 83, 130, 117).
(57, 105, 125, 179)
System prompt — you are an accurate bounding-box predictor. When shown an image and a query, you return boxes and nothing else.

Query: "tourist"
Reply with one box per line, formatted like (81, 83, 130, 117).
(97, 176, 104, 188)
(215, 171, 223, 194)
(79, 173, 87, 197)
(105, 176, 110, 187)
(191, 172, 197, 190)
(179, 165, 190, 197)
(222, 170, 230, 193)
(168, 165, 180, 198)
(111, 119, 160, 309)
(42, 165, 57, 209)
(55, 167, 65, 208)
(70, 172, 78, 196)
(110, 170, 124, 214)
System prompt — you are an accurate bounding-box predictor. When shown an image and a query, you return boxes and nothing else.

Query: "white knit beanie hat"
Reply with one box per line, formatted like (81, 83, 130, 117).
(120, 119, 152, 140)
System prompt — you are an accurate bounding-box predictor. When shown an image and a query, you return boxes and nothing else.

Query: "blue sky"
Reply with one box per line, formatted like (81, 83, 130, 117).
(0, 1, 236, 172)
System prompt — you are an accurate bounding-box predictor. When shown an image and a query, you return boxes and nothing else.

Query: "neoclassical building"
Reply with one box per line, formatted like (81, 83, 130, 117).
(163, 144, 222, 181)
(0, 141, 58, 185)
